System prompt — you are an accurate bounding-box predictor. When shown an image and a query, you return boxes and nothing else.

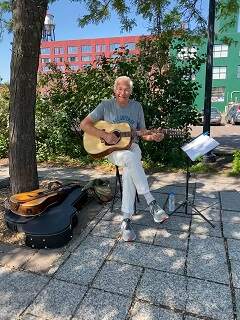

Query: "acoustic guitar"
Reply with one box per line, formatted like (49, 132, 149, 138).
(8, 184, 80, 217)
(83, 120, 185, 158)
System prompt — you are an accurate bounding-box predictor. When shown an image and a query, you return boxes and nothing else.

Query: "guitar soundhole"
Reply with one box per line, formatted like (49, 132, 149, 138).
(104, 130, 121, 146)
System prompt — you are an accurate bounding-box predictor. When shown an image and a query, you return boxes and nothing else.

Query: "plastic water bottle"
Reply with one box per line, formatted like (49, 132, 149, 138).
(168, 192, 175, 213)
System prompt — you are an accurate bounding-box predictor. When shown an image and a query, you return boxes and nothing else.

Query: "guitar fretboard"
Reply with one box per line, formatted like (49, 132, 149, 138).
(119, 128, 185, 138)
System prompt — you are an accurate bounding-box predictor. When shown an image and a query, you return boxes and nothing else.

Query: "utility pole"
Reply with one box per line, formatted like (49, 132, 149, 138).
(203, 0, 216, 162)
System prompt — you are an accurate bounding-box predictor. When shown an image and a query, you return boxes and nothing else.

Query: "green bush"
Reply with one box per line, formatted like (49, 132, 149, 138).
(36, 64, 114, 161)
(37, 33, 205, 165)
(231, 150, 240, 175)
(0, 85, 9, 158)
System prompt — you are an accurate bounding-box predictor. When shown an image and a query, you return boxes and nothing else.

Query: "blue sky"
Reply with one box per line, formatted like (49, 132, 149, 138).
(0, 1, 209, 83)
(0, 1, 150, 83)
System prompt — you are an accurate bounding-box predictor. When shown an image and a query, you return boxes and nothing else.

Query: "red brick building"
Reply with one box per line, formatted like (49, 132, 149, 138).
(39, 35, 141, 73)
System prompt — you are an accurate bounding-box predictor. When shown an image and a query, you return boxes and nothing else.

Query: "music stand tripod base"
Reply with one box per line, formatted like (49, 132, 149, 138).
(167, 133, 220, 228)
(166, 157, 215, 228)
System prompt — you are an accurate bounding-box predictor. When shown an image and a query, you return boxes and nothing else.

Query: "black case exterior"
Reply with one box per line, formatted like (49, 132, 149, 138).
(5, 187, 88, 249)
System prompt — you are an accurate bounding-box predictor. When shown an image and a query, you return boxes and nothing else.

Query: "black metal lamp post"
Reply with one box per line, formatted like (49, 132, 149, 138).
(203, 0, 216, 162)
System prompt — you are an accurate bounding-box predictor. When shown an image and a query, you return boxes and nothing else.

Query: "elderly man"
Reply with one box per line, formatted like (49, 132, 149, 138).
(80, 76, 169, 241)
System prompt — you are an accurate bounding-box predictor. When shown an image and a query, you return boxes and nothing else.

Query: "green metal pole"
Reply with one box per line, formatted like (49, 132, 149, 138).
(203, 0, 216, 162)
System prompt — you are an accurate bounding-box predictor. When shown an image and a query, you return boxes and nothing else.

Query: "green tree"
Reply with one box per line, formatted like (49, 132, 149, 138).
(77, 0, 239, 34)
(1, 0, 48, 193)
(0, 85, 9, 158)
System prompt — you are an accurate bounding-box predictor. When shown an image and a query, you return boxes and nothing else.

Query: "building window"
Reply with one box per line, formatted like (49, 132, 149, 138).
(96, 44, 106, 52)
(110, 43, 120, 51)
(95, 55, 103, 61)
(68, 46, 78, 54)
(57, 65, 65, 72)
(82, 56, 91, 62)
(68, 56, 78, 62)
(237, 66, 240, 78)
(125, 42, 136, 50)
(81, 45, 92, 52)
(213, 66, 227, 79)
(41, 58, 51, 63)
(213, 44, 228, 58)
(42, 66, 50, 72)
(54, 57, 64, 63)
(54, 47, 64, 54)
(211, 87, 225, 102)
(177, 47, 197, 60)
(69, 65, 79, 71)
(82, 64, 91, 68)
(41, 48, 50, 55)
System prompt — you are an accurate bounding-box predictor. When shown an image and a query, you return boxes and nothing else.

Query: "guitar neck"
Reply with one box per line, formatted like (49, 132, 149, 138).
(117, 129, 165, 137)
(136, 128, 185, 138)
(119, 128, 184, 138)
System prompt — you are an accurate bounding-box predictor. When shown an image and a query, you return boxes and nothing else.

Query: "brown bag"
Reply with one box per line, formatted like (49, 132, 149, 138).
(87, 179, 113, 203)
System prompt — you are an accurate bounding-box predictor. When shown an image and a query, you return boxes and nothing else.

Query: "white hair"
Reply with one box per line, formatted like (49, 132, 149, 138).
(113, 76, 133, 93)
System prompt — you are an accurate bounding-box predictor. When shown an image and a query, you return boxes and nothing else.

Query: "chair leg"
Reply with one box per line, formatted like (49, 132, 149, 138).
(134, 191, 139, 213)
(111, 165, 122, 212)
(111, 167, 118, 212)
(136, 192, 140, 203)
(116, 165, 122, 200)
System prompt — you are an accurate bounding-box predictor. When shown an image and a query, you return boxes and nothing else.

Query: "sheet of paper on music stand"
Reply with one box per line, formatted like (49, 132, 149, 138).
(181, 134, 219, 161)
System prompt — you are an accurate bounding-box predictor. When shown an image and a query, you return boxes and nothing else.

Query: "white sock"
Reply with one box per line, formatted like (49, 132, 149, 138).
(144, 192, 155, 205)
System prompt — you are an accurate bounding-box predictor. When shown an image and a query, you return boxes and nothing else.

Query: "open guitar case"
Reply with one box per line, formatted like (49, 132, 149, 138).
(5, 186, 88, 249)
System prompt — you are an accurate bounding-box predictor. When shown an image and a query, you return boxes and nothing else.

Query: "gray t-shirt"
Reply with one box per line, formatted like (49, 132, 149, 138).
(89, 98, 146, 131)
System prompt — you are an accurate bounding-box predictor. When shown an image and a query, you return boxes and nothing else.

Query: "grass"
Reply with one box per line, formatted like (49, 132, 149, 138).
(190, 161, 218, 174)
(38, 155, 116, 173)
(1, 152, 236, 176)
(228, 171, 240, 177)
(230, 150, 240, 176)
(37, 155, 231, 175)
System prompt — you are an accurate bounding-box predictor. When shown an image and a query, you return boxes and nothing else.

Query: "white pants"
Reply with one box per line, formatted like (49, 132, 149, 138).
(107, 143, 150, 218)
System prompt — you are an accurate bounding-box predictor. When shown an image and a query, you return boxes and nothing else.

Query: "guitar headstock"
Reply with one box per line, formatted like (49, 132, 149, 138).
(165, 128, 186, 138)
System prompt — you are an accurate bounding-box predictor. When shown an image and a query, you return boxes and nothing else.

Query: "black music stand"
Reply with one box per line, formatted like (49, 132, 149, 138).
(166, 133, 220, 228)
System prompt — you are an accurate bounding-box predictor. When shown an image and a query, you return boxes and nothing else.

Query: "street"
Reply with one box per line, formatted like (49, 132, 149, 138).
(191, 123, 240, 153)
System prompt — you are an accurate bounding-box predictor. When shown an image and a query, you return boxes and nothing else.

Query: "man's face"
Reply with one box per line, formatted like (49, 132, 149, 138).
(115, 80, 131, 105)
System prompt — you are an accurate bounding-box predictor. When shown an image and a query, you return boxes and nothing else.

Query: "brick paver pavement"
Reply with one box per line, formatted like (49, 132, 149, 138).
(0, 171, 240, 320)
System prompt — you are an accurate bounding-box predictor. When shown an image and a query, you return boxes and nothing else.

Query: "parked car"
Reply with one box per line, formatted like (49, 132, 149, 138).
(198, 107, 222, 125)
(210, 107, 222, 125)
(225, 104, 240, 124)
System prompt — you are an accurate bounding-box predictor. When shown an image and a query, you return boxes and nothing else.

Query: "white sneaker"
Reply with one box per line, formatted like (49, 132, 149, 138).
(149, 200, 169, 223)
(121, 219, 136, 242)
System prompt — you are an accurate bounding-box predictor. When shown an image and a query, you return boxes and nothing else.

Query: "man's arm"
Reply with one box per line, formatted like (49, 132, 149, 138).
(137, 104, 164, 142)
(141, 132, 164, 142)
(80, 116, 119, 145)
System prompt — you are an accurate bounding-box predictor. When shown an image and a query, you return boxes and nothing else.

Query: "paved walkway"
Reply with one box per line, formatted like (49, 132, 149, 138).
(191, 124, 240, 154)
(0, 168, 240, 320)
(0, 165, 113, 182)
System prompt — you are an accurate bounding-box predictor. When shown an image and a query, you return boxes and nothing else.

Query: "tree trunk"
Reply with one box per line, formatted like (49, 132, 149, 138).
(9, 0, 48, 194)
